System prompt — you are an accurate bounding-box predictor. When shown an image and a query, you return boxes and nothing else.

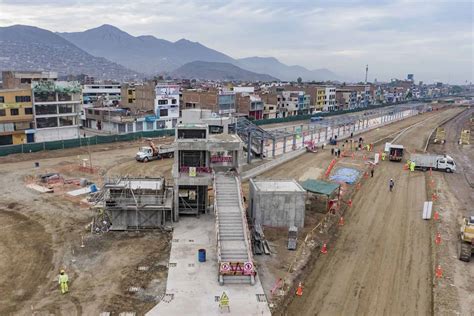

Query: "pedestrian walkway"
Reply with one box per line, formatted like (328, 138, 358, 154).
(146, 214, 271, 316)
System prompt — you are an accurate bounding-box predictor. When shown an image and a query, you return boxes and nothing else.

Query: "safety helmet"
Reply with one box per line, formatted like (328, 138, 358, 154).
(60, 269, 65, 274)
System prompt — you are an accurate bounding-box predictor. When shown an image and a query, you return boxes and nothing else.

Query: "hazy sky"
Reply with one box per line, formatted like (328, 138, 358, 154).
(0, 0, 472, 84)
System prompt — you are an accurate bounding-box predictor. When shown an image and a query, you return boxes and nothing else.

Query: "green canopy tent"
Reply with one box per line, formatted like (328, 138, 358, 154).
(300, 179, 340, 213)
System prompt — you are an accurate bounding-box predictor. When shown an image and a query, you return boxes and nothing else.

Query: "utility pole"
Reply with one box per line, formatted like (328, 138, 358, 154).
(364, 65, 369, 107)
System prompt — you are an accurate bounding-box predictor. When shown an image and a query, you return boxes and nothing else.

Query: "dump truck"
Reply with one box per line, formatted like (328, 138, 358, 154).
(384, 143, 404, 162)
(409, 153, 456, 173)
(458, 216, 474, 262)
(135, 141, 175, 162)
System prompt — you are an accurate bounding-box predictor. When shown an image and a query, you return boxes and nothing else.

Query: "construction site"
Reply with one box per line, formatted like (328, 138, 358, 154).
(0, 103, 473, 315)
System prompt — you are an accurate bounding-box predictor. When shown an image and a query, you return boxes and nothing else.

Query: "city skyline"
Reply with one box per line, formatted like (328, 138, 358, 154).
(0, 0, 472, 84)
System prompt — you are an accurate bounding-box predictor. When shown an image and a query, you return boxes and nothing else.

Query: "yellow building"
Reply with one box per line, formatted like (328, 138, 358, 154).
(316, 87, 326, 111)
(0, 88, 35, 145)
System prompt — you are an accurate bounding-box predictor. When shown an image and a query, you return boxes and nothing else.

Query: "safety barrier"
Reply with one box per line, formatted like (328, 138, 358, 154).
(0, 129, 175, 157)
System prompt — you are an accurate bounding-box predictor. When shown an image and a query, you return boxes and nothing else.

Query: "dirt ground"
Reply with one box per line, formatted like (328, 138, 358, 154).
(428, 107, 474, 316)
(267, 107, 464, 315)
(0, 106, 466, 315)
(0, 138, 174, 315)
(241, 107, 462, 312)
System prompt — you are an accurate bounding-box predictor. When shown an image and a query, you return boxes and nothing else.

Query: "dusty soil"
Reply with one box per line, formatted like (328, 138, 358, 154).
(275, 107, 464, 315)
(242, 107, 461, 311)
(428, 108, 474, 316)
(0, 139, 174, 315)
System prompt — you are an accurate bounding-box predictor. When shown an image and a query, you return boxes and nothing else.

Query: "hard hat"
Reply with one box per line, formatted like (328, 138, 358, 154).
(60, 269, 65, 273)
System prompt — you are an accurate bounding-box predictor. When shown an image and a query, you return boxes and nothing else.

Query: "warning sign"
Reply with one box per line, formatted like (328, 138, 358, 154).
(219, 292, 229, 307)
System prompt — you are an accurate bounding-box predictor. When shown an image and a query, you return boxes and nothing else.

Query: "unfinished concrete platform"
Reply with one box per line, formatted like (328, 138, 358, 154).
(146, 214, 270, 316)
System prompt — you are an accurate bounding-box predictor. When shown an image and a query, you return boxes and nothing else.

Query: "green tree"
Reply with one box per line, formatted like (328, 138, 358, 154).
(297, 77, 303, 84)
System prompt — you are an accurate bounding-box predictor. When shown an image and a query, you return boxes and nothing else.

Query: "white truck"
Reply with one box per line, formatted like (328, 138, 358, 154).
(410, 153, 456, 173)
(135, 141, 175, 162)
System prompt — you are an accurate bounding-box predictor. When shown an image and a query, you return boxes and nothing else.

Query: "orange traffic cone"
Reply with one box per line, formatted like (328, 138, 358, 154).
(296, 282, 303, 296)
(338, 216, 345, 226)
(432, 193, 438, 201)
(435, 232, 441, 245)
(435, 265, 443, 278)
(321, 243, 328, 254)
(434, 211, 439, 221)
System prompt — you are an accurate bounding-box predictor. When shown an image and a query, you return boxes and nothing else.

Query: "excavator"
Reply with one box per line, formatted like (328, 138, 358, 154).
(459, 216, 474, 262)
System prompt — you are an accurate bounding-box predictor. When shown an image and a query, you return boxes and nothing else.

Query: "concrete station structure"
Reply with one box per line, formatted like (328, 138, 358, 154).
(249, 179, 306, 228)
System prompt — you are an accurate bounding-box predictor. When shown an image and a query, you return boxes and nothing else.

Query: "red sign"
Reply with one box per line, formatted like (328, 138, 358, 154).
(211, 156, 233, 163)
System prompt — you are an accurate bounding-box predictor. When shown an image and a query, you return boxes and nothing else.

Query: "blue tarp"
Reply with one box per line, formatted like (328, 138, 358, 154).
(329, 167, 360, 184)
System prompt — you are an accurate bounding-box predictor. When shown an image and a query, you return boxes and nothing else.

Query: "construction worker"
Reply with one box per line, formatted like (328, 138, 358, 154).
(382, 152, 386, 161)
(410, 161, 416, 172)
(389, 178, 395, 192)
(370, 168, 374, 177)
(366, 144, 370, 151)
(59, 269, 69, 294)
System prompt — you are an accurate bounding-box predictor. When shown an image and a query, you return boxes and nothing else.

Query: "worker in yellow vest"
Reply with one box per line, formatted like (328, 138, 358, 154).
(382, 152, 386, 161)
(410, 161, 416, 172)
(59, 269, 69, 294)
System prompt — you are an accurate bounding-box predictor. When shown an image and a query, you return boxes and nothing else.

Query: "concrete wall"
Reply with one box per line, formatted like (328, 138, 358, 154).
(249, 181, 305, 228)
(35, 126, 79, 142)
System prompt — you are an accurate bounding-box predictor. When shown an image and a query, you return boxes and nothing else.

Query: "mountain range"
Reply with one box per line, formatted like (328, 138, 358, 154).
(0, 25, 139, 81)
(0, 24, 341, 82)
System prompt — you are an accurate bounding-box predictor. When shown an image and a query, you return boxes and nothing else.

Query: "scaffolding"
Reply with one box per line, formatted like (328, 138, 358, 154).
(93, 177, 174, 230)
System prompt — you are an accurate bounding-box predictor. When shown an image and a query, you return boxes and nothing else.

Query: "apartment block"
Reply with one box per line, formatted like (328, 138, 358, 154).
(235, 93, 264, 120)
(82, 83, 121, 106)
(134, 81, 156, 113)
(120, 83, 136, 106)
(324, 86, 336, 111)
(155, 84, 180, 128)
(182, 89, 236, 116)
(0, 88, 35, 145)
(277, 90, 310, 117)
(32, 81, 81, 142)
(2, 71, 58, 89)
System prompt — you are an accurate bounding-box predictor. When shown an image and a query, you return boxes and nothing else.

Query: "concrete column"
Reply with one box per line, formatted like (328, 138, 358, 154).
(293, 134, 297, 149)
(247, 131, 252, 164)
(260, 138, 264, 160)
(272, 138, 276, 157)
(326, 126, 329, 140)
(283, 136, 287, 153)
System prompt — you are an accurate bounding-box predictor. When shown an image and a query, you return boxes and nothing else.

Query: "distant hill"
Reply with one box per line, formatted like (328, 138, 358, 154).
(236, 57, 341, 82)
(171, 61, 278, 81)
(0, 24, 343, 82)
(0, 25, 139, 80)
(58, 25, 341, 81)
(59, 24, 235, 74)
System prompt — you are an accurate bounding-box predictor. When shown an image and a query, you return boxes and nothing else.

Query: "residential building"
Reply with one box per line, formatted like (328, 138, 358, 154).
(235, 93, 264, 120)
(277, 90, 310, 117)
(82, 83, 121, 106)
(120, 83, 136, 106)
(335, 89, 357, 110)
(182, 88, 236, 116)
(324, 86, 337, 111)
(134, 81, 156, 113)
(2, 71, 58, 89)
(155, 84, 180, 128)
(0, 88, 35, 145)
(32, 81, 81, 142)
(259, 93, 278, 119)
(84, 107, 165, 133)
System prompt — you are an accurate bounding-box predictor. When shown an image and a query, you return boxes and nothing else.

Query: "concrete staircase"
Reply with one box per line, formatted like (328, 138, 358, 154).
(215, 173, 254, 285)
